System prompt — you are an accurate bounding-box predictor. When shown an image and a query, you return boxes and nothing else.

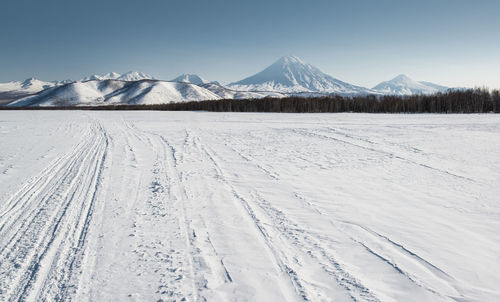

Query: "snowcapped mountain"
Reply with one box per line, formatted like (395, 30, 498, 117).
(171, 74, 210, 85)
(117, 71, 154, 81)
(201, 83, 286, 99)
(8, 79, 220, 107)
(0, 61, 459, 106)
(372, 74, 449, 95)
(0, 78, 55, 93)
(82, 72, 120, 81)
(81, 71, 153, 82)
(228, 56, 375, 95)
(418, 81, 450, 92)
(0, 78, 65, 104)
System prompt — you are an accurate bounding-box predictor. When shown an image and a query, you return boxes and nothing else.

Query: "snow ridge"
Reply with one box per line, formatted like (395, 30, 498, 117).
(171, 74, 210, 85)
(8, 80, 220, 107)
(81, 71, 154, 82)
(372, 74, 449, 95)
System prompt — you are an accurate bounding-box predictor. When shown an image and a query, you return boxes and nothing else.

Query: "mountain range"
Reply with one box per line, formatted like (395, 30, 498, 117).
(1, 56, 453, 106)
(171, 74, 210, 85)
(82, 71, 154, 82)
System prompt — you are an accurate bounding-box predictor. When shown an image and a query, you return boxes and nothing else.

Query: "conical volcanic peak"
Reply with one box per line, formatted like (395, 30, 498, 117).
(228, 56, 373, 95)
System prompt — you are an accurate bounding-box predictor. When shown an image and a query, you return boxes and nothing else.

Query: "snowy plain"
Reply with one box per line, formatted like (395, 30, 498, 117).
(0, 111, 499, 302)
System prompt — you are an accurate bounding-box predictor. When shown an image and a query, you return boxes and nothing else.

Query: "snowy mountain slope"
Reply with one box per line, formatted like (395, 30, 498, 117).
(105, 81, 220, 105)
(8, 80, 220, 107)
(418, 81, 449, 92)
(0, 78, 64, 104)
(201, 83, 286, 99)
(171, 74, 210, 85)
(82, 72, 120, 81)
(373, 74, 449, 95)
(81, 71, 153, 82)
(117, 71, 154, 81)
(8, 80, 128, 106)
(228, 56, 376, 95)
(0, 78, 56, 94)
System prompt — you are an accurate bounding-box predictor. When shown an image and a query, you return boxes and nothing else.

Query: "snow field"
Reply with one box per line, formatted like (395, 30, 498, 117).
(0, 112, 499, 301)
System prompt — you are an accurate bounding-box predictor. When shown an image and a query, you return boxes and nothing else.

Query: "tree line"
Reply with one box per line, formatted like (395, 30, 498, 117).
(2, 88, 499, 113)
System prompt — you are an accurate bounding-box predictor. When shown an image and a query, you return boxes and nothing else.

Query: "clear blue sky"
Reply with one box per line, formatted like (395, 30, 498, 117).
(1, 0, 499, 88)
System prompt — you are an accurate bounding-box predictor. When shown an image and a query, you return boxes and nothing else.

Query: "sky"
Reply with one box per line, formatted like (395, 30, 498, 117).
(0, 0, 499, 89)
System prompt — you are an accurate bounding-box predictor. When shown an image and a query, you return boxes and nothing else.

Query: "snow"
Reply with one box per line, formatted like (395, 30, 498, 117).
(372, 74, 449, 95)
(0, 78, 56, 94)
(8, 80, 221, 106)
(117, 71, 155, 81)
(201, 82, 287, 99)
(0, 78, 68, 105)
(1, 60, 455, 106)
(228, 56, 377, 95)
(105, 81, 221, 104)
(81, 71, 153, 82)
(171, 74, 211, 85)
(1, 111, 499, 302)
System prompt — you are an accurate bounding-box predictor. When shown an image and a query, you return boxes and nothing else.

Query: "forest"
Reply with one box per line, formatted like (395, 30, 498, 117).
(2, 88, 499, 113)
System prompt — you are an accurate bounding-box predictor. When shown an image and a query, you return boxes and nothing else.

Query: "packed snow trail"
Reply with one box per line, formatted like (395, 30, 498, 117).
(0, 112, 499, 302)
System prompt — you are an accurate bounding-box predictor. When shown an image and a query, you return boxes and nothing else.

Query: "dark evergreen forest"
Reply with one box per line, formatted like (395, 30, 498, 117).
(2, 88, 499, 113)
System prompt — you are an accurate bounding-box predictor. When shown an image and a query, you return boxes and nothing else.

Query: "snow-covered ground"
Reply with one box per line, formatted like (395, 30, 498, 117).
(0, 112, 499, 302)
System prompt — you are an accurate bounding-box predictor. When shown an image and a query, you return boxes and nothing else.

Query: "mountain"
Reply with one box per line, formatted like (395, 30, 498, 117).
(81, 71, 153, 82)
(0, 78, 55, 93)
(0, 78, 61, 104)
(418, 81, 449, 92)
(372, 74, 449, 95)
(0, 62, 459, 106)
(228, 56, 375, 95)
(171, 74, 210, 85)
(82, 72, 119, 81)
(201, 83, 286, 99)
(8, 79, 220, 107)
(117, 71, 154, 81)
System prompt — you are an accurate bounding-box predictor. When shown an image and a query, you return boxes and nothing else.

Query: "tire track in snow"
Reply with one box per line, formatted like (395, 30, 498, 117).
(110, 122, 197, 301)
(291, 128, 476, 183)
(196, 129, 382, 300)
(181, 131, 236, 287)
(190, 133, 329, 302)
(0, 119, 108, 301)
(293, 192, 463, 301)
(0, 126, 94, 225)
(250, 191, 380, 302)
(121, 124, 232, 301)
(200, 128, 454, 301)
(158, 132, 236, 300)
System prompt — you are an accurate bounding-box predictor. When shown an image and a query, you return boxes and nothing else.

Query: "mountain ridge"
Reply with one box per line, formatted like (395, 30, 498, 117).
(1, 57, 456, 106)
(228, 56, 377, 95)
(372, 74, 449, 95)
(8, 79, 220, 107)
(81, 71, 154, 82)
(171, 74, 210, 85)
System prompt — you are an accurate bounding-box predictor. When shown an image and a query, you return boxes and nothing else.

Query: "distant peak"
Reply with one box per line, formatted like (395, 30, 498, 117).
(21, 77, 40, 87)
(22, 77, 37, 83)
(388, 74, 416, 84)
(172, 74, 208, 85)
(117, 71, 154, 81)
(179, 73, 200, 78)
(278, 55, 305, 64)
(104, 72, 121, 78)
(393, 74, 411, 80)
(121, 71, 147, 77)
